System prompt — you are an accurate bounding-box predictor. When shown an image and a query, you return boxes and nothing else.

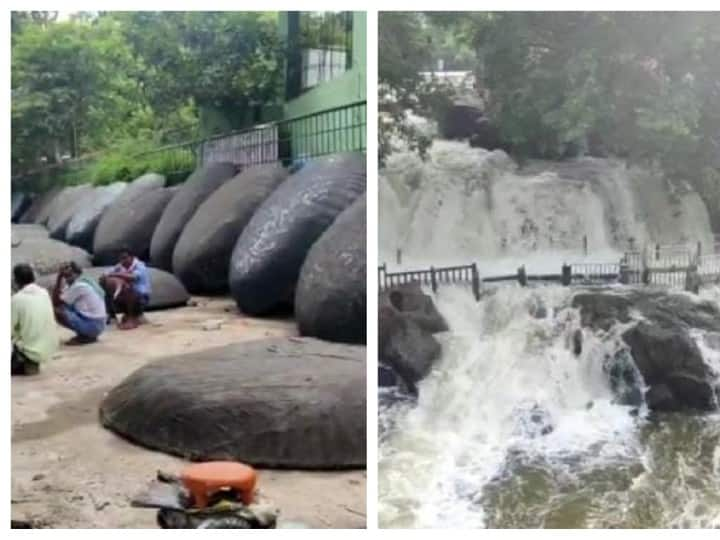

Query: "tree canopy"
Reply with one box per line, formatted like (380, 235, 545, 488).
(379, 12, 720, 226)
(11, 11, 284, 181)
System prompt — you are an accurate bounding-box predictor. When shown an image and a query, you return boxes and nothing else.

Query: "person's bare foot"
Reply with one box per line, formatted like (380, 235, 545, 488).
(118, 318, 139, 330)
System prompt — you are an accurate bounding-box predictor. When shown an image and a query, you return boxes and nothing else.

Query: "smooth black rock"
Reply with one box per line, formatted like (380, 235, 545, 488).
(11, 224, 48, 245)
(112, 173, 165, 208)
(296, 194, 366, 344)
(100, 337, 366, 468)
(65, 182, 127, 251)
(19, 187, 61, 224)
(172, 164, 287, 294)
(11, 193, 33, 223)
(93, 187, 176, 265)
(47, 185, 97, 241)
(11, 237, 92, 286)
(35, 186, 79, 226)
(229, 153, 366, 315)
(150, 163, 237, 271)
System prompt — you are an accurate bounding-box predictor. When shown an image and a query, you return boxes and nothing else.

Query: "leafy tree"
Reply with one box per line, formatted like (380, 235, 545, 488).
(11, 17, 137, 175)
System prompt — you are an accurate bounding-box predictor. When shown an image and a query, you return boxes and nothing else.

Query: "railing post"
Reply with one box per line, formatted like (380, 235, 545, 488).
(430, 266, 437, 294)
(642, 267, 651, 285)
(378, 264, 386, 291)
(518, 265, 528, 287)
(697, 241, 702, 261)
(561, 263, 572, 286)
(396, 248, 402, 266)
(656, 243, 660, 261)
(619, 260, 629, 285)
(685, 263, 700, 294)
(583, 235, 588, 256)
(471, 263, 480, 301)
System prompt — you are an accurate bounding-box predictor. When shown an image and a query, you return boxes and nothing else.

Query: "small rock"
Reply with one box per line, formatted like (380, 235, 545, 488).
(32, 474, 45, 482)
(94, 501, 110, 511)
(202, 319, 225, 331)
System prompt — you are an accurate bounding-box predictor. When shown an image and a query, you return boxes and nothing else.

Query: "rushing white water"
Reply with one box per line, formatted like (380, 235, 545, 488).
(379, 141, 715, 270)
(379, 285, 720, 528)
(379, 285, 646, 527)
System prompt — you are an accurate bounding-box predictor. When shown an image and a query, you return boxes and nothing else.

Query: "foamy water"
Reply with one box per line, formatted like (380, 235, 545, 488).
(379, 285, 720, 528)
(379, 139, 720, 528)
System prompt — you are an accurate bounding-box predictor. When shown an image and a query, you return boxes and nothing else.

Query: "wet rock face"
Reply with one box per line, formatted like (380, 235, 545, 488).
(379, 282, 448, 394)
(573, 289, 720, 412)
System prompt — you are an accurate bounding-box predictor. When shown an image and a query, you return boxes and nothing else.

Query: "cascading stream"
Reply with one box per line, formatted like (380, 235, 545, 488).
(379, 284, 720, 528)
(380, 141, 715, 271)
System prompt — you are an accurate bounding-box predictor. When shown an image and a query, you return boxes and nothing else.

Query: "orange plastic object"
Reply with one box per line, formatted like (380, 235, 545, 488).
(180, 461, 257, 508)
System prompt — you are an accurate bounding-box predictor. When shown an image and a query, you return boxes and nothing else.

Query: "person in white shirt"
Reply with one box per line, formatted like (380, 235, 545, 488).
(52, 262, 107, 345)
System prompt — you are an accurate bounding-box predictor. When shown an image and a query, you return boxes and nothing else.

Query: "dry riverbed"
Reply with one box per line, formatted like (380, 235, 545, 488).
(11, 298, 366, 528)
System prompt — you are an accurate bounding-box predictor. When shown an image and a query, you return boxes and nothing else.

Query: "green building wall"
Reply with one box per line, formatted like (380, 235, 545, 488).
(279, 11, 366, 160)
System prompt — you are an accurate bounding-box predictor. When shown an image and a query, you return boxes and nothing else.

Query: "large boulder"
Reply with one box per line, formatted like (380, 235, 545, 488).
(43, 184, 92, 229)
(100, 337, 366, 468)
(379, 282, 448, 395)
(47, 184, 97, 240)
(11, 193, 33, 223)
(295, 194, 366, 344)
(172, 164, 288, 294)
(65, 182, 127, 251)
(93, 186, 177, 265)
(572, 289, 720, 411)
(19, 187, 61, 224)
(150, 163, 237, 271)
(229, 153, 366, 315)
(111, 173, 165, 209)
(11, 237, 92, 282)
(32, 186, 68, 225)
(37, 266, 189, 311)
(11, 224, 48, 245)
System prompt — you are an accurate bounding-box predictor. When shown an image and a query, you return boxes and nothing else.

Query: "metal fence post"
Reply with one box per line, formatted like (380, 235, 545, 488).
(430, 266, 437, 294)
(518, 265, 528, 287)
(471, 263, 480, 301)
(561, 263, 572, 286)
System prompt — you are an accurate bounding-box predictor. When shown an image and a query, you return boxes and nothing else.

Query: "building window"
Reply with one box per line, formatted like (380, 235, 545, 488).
(287, 11, 353, 99)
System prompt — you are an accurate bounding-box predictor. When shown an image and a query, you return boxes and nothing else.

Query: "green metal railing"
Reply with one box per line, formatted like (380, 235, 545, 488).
(12, 101, 366, 192)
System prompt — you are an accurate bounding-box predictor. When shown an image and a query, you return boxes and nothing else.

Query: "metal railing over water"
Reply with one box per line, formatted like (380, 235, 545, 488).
(379, 241, 720, 299)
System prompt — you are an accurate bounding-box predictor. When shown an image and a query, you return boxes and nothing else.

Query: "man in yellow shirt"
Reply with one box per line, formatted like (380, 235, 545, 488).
(11, 264, 58, 375)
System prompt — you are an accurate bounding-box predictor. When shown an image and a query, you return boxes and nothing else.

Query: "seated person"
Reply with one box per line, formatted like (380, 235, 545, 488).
(100, 248, 151, 330)
(12, 264, 59, 375)
(52, 262, 107, 345)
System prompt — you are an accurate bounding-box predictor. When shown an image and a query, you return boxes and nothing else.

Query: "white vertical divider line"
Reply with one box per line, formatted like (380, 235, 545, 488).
(364, 6, 379, 532)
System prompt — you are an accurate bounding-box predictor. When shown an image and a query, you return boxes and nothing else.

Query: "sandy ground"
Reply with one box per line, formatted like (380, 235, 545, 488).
(11, 298, 366, 529)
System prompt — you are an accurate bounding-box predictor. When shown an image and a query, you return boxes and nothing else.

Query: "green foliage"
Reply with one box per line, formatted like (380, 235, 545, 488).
(11, 11, 284, 186)
(378, 12, 456, 165)
(106, 12, 283, 117)
(380, 12, 720, 222)
(72, 139, 196, 186)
